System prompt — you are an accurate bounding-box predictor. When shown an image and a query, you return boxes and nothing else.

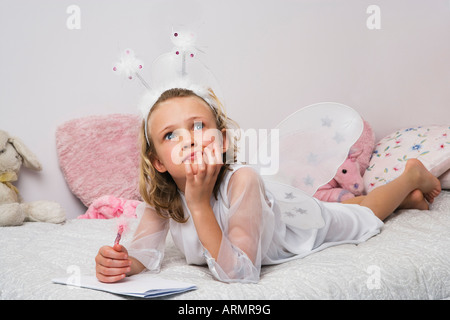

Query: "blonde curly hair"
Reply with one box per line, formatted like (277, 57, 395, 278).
(139, 88, 239, 223)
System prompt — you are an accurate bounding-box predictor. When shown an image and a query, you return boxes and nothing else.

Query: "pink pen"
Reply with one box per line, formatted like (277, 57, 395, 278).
(114, 225, 124, 246)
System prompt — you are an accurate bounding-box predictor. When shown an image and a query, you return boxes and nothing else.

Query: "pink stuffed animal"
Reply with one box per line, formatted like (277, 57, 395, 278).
(313, 119, 375, 202)
(77, 195, 141, 219)
(314, 150, 364, 202)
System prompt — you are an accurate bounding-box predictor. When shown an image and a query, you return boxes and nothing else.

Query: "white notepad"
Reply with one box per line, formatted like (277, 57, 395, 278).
(52, 273, 197, 298)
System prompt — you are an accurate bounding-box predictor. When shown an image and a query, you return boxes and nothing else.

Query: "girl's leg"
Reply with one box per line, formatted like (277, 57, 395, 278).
(344, 159, 441, 221)
(344, 189, 429, 210)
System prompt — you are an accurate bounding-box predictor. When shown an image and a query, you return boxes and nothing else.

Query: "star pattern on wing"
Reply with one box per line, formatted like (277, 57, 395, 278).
(294, 207, 308, 214)
(321, 116, 333, 127)
(284, 192, 296, 200)
(333, 132, 345, 144)
(306, 153, 318, 165)
(303, 175, 314, 187)
(283, 211, 295, 218)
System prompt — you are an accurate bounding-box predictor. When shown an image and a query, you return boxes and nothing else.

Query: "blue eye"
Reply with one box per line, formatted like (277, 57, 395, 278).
(164, 132, 177, 140)
(194, 122, 204, 130)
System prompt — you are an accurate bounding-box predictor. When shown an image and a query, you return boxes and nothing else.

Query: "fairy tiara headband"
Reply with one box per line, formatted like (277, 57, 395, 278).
(113, 28, 222, 145)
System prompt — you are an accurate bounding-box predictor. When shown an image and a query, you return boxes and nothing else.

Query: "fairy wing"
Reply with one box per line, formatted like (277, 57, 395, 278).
(256, 102, 364, 229)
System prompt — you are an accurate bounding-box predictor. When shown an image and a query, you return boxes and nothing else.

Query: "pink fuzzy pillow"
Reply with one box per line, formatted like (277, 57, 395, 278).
(56, 114, 142, 207)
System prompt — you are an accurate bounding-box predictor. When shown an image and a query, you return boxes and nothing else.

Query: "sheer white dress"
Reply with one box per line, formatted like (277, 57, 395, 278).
(127, 164, 383, 283)
(127, 102, 384, 283)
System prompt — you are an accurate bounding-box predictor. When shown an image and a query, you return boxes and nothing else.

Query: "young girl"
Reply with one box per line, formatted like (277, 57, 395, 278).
(95, 88, 441, 284)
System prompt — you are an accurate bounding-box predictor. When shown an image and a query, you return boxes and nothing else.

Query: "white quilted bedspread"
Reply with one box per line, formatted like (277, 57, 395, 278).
(1, 191, 449, 300)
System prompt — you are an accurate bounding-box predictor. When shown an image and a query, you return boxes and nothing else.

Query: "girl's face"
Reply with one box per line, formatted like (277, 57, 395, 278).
(148, 95, 226, 189)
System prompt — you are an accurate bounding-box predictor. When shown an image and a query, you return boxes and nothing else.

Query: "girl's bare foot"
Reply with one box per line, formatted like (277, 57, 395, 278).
(398, 189, 429, 210)
(404, 159, 441, 203)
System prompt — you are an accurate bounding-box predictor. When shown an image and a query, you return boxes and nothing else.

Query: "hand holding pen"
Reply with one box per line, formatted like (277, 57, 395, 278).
(95, 219, 132, 283)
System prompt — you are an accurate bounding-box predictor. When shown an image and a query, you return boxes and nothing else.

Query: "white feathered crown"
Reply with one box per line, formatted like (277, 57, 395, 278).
(113, 28, 220, 120)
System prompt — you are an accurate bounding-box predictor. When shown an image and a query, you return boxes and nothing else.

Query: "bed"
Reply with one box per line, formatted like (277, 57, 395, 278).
(1, 114, 449, 300)
(1, 190, 449, 300)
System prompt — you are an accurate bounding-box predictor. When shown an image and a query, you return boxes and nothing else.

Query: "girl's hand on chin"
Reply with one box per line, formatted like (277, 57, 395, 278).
(184, 143, 223, 212)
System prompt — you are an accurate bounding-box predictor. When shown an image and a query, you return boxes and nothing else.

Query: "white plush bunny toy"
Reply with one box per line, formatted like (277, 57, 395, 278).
(0, 130, 65, 226)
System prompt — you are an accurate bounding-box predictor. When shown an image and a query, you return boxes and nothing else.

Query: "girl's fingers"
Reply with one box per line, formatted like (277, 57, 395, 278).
(185, 160, 193, 178)
(98, 245, 127, 260)
(113, 243, 128, 255)
(185, 148, 222, 184)
(96, 264, 130, 277)
(196, 151, 206, 177)
(96, 272, 126, 283)
(95, 245, 131, 283)
(213, 141, 223, 164)
(204, 145, 215, 165)
(96, 255, 131, 268)
(205, 147, 222, 178)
